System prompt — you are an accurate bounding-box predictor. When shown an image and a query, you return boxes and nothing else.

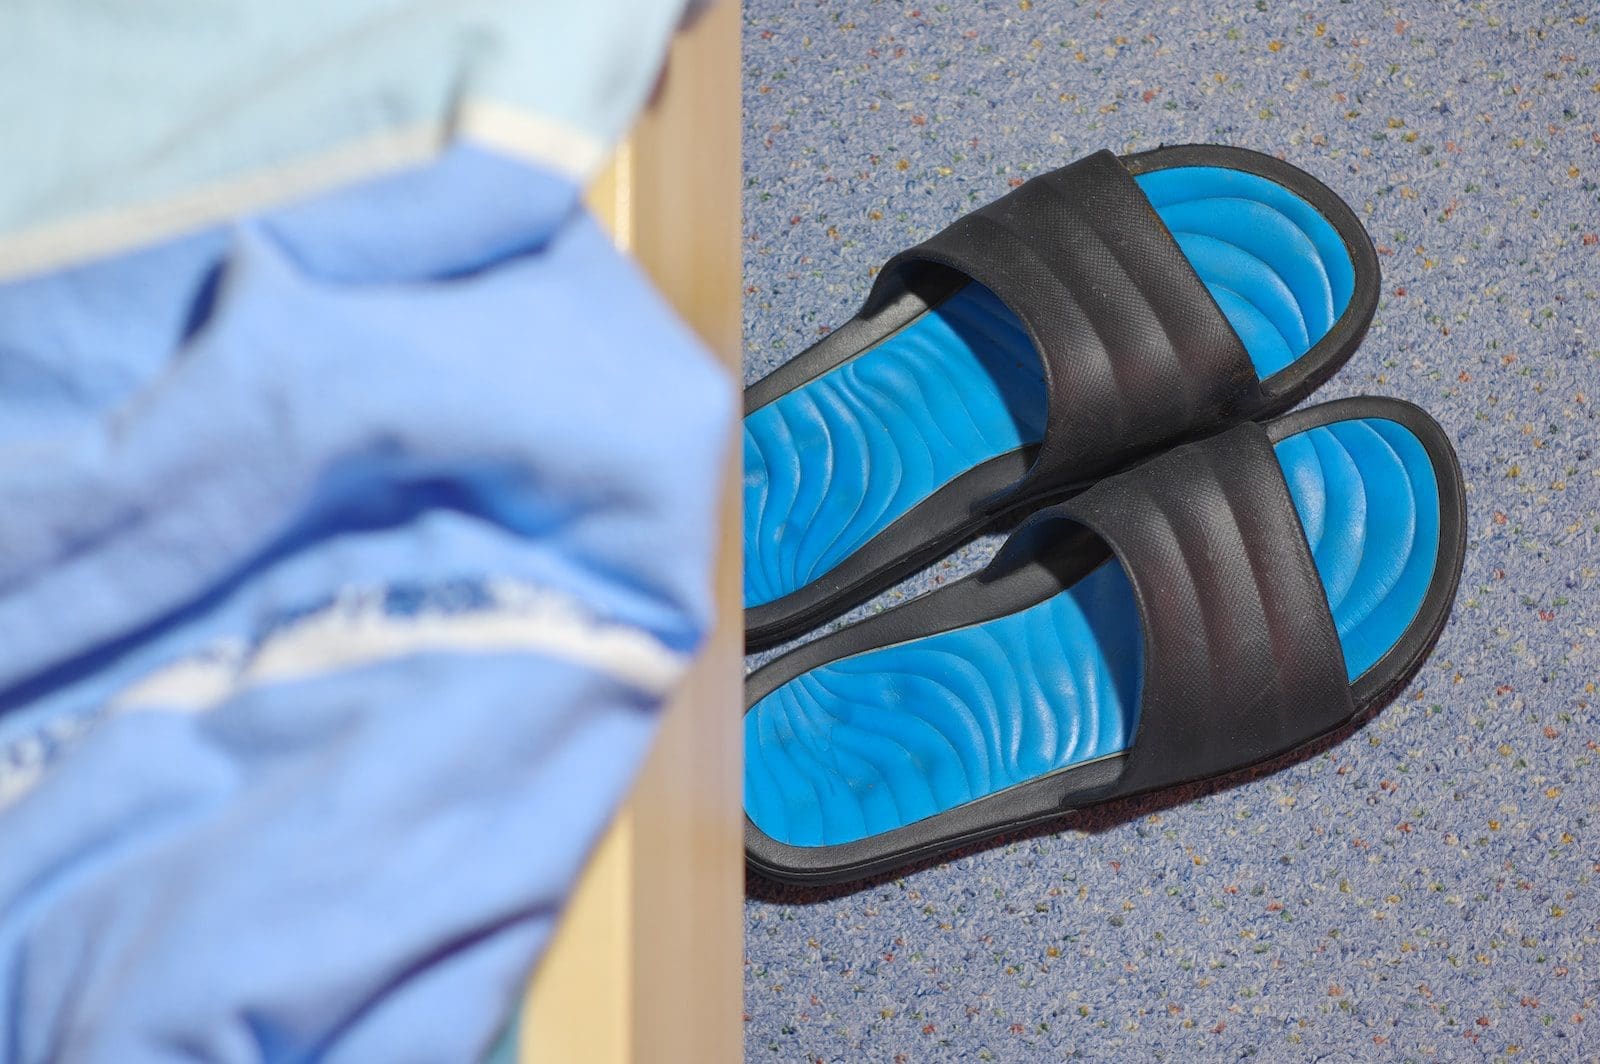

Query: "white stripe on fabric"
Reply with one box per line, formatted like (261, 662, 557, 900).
(0, 103, 605, 284)
(111, 581, 688, 714)
(0, 581, 687, 810)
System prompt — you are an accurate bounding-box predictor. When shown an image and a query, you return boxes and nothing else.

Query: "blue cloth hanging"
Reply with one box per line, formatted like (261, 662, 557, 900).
(0, 144, 729, 1062)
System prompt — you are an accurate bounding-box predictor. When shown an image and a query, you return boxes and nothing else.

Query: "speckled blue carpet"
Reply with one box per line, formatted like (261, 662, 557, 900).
(740, 2, 1598, 1060)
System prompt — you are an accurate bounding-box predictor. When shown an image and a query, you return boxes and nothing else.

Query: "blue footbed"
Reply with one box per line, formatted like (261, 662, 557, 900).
(745, 165, 1358, 608)
(746, 416, 1442, 848)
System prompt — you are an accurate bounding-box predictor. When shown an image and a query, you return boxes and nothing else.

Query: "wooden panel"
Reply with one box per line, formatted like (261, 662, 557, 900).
(521, 817, 633, 1062)
(522, 4, 743, 1063)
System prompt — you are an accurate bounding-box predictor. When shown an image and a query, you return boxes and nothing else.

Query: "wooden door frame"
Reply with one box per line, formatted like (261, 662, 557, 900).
(521, 5, 744, 1063)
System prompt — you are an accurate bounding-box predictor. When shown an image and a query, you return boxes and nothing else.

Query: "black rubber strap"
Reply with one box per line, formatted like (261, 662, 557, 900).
(1056, 421, 1352, 798)
(862, 150, 1260, 496)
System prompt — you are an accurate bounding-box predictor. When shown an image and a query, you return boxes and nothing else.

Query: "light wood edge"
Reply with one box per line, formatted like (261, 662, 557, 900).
(522, 4, 743, 1063)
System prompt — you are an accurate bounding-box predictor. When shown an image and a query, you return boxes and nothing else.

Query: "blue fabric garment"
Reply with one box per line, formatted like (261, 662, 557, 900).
(0, 145, 730, 1062)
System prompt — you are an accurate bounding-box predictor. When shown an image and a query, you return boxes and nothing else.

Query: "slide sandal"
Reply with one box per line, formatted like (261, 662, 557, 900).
(744, 397, 1465, 885)
(744, 144, 1380, 649)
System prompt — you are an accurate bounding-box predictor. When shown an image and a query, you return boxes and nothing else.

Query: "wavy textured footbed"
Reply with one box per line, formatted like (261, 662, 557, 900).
(745, 417, 1441, 848)
(744, 166, 1359, 608)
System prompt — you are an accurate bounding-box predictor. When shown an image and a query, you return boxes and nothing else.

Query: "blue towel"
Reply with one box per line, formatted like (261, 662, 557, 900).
(0, 0, 700, 280)
(0, 145, 730, 1062)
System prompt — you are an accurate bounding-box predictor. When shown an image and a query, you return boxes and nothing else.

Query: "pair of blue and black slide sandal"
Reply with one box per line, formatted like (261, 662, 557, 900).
(742, 145, 1466, 885)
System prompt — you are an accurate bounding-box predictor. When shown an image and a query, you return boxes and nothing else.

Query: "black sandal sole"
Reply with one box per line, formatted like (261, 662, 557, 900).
(744, 144, 1381, 651)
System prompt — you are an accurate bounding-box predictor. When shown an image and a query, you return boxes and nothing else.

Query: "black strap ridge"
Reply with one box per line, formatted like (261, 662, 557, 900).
(862, 150, 1260, 497)
(1057, 422, 1352, 799)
